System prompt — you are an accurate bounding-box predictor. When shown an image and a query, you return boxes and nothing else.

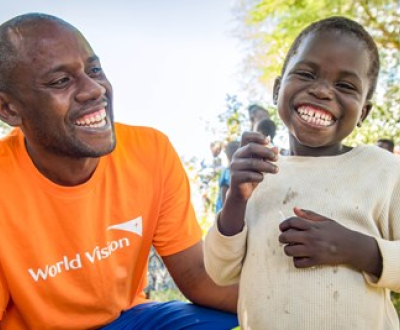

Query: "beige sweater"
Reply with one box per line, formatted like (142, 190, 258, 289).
(205, 145, 400, 330)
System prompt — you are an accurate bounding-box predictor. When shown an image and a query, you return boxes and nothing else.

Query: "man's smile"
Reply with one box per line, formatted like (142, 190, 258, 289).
(75, 108, 107, 128)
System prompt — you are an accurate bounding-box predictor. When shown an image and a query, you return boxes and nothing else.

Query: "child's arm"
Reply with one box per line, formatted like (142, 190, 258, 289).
(218, 131, 279, 236)
(204, 131, 279, 285)
(278, 207, 382, 277)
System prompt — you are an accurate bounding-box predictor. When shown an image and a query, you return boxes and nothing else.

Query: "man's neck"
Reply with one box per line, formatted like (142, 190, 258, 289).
(25, 141, 100, 186)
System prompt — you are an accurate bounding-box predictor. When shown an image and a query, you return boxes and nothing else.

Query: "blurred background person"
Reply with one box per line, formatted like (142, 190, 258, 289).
(254, 118, 277, 144)
(215, 141, 240, 213)
(248, 104, 269, 131)
(377, 138, 394, 153)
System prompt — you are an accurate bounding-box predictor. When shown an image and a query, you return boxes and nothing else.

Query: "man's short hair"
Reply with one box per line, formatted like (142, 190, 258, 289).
(0, 13, 73, 92)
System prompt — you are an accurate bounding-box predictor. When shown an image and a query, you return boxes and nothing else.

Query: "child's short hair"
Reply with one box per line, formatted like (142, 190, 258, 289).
(281, 16, 380, 100)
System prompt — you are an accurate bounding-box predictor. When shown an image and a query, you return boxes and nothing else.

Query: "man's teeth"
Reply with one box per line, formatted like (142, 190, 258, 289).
(75, 109, 107, 127)
(297, 106, 334, 126)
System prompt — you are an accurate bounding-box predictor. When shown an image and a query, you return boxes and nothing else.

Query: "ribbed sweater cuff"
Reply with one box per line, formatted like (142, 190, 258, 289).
(209, 222, 248, 256)
(364, 237, 400, 292)
(204, 224, 247, 285)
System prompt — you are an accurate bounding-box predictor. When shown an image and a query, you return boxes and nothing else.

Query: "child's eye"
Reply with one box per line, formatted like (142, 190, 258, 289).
(296, 71, 315, 80)
(336, 82, 356, 91)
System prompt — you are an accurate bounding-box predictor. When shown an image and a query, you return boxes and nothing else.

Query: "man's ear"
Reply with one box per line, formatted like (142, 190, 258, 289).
(0, 93, 22, 127)
(357, 101, 372, 127)
(273, 77, 281, 105)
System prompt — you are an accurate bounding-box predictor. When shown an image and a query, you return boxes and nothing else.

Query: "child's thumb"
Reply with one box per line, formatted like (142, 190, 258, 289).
(293, 207, 324, 221)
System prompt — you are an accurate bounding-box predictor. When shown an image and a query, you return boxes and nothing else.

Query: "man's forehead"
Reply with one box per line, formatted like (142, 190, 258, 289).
(6, 22, 97, 81)
(8, 19, 80, 50)
(11, 22, 92, 59)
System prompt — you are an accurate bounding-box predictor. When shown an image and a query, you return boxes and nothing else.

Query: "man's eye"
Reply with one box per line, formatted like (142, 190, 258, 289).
(89, 67, 103, 75)
(50, 77, 70, 87)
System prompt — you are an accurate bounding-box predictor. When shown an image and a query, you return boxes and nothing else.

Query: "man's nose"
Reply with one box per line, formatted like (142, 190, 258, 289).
(75, 75, 106, 103)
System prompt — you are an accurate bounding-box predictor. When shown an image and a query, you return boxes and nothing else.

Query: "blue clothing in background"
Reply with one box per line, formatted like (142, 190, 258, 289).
(215, 168, 231, 213)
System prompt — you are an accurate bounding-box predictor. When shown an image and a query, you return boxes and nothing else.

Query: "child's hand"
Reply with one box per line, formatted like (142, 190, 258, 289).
(278, 207, 382, 276)
(228, 131, 279, 202)
(218, 131, 279, 236)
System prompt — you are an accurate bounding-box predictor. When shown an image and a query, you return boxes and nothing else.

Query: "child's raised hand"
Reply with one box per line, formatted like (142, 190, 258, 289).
(218, 131, 279, 236)
(278, 207, 382, 276)
(228, 131, 279, 202)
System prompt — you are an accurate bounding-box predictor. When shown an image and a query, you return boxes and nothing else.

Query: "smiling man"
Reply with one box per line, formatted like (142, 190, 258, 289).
(0, 13, 238, 330)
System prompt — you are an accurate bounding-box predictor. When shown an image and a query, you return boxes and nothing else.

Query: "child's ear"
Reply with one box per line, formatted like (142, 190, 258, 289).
(273, 77, 281, 105)
(0, 93, 22, 127)
(357, 101, 372, 127)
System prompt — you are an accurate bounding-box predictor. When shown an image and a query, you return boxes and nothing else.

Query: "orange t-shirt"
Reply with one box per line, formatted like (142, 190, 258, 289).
(0, 123, 202, 329)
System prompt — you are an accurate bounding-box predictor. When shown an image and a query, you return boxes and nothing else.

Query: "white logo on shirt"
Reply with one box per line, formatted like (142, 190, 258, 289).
(28, 238, 130, 282)
(27, 217, 143, 282)
(106, 216, 143, 237)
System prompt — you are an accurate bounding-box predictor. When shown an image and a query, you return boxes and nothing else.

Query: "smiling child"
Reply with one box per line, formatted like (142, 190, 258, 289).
(205, 16, 400, 329)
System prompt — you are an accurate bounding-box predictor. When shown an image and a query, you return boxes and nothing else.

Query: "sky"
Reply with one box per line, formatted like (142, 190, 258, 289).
(1, 1, 245, 159)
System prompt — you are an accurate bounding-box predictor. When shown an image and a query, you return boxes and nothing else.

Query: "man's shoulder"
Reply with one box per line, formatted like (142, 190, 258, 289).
(113, 123, 173, 161)
(114, 122, 168, 144)
(0, 128, 21, 161)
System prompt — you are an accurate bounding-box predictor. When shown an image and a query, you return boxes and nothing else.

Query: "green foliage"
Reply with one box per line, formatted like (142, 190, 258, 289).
(0, 122, 11, 137)
(235, 0, 400, 144)
(149, 288, 188, 302)
(219, 94, 248, 142)
(392, 292, 400, 318)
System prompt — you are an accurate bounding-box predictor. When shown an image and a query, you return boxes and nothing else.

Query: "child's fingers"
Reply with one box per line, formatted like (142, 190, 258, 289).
(278, 228, 306, 245)
(283, 244, 309, 258)
(234, 142, 278, 163)
(279, 216, 310, 232)
(231, 157, 278, 175)
(293, 257, 316, 269)
(230, 170, 265, 186)
(240, 131, 270, 147)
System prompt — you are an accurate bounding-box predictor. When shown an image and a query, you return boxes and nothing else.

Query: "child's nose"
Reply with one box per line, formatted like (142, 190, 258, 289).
(308, 82, 334, 100)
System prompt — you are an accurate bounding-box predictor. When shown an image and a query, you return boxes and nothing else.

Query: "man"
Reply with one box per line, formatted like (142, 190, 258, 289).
(0, 13, 238, 329)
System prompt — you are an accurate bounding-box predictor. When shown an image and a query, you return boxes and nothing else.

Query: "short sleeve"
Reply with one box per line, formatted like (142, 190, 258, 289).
(0, 264, 9, 320)
(152, 138, 203, 256)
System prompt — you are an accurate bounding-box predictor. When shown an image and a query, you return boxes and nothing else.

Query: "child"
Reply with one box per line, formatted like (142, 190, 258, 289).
(205, 16, 400, 329)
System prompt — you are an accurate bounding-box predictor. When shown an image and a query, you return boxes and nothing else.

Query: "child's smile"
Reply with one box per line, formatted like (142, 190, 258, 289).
(295, 104, 335, 127)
